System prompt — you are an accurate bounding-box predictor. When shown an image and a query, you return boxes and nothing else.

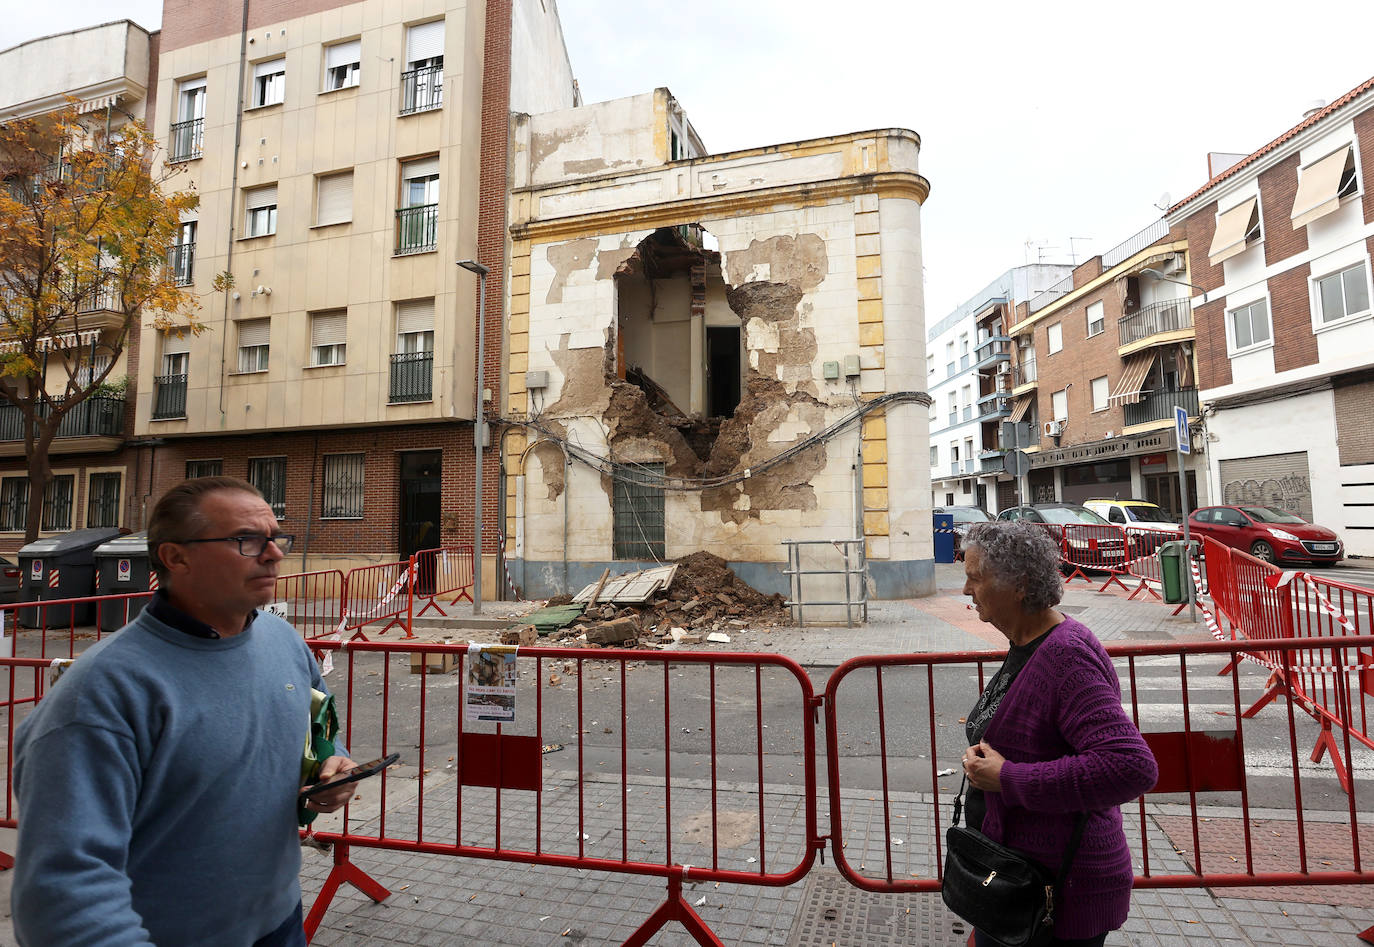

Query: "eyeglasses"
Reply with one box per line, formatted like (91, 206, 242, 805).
(177, 534, 295, 556)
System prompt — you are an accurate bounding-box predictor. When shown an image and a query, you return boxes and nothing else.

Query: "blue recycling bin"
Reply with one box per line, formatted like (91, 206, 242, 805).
(933, 512, 955, 564)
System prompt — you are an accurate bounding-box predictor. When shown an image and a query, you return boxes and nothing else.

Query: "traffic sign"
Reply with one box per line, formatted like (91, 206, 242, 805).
(1005, 449, 1031, 477)
(117, 558, 132, 582)
(1175, 405, 1190, 455)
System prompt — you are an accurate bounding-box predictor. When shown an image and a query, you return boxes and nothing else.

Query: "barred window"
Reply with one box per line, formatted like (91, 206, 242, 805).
(322, 453, 364, 518)
(87, 472, 122, 528)
(249, 457, 287, 519)
(41, 475, 75, 531)
(186, 460, 223, 478)
(612, 463, 665, 561)
(0, 477, 29, 531)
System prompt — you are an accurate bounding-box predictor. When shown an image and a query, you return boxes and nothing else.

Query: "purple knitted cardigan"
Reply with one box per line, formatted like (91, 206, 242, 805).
(979, 616, 1158, 940)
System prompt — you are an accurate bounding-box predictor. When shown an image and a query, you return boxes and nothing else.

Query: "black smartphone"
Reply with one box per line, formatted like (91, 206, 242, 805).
(299, 753, 400, 798)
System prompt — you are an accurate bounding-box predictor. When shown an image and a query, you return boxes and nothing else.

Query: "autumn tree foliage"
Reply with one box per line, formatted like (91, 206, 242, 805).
(0, 105, 200, 541)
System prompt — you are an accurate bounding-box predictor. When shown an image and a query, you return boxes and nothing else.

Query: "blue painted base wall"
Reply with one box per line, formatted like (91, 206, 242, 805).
(509, 557, 935, 601)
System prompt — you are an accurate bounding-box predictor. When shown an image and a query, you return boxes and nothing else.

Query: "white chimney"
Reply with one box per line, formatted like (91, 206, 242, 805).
(1303, 99, 1327, 121)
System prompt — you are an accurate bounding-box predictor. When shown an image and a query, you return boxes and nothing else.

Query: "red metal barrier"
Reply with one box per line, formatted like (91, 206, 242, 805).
(411, 545, 474, 617)
(337, 559, 416, 639)
(2, 592, 153, 660)
(0, 657, 67, 868)
(272, 569, 347, 640)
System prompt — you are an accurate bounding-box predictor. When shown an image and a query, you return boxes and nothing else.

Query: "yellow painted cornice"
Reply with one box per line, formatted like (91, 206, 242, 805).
(512, 172, 930, 243)
(1117, 328, 1195, 359)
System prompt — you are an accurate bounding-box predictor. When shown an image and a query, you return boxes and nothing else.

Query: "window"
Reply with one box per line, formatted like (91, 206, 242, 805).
(87, 472, 122, 528)
(1047, 323, 1063, 354)
(1228, 298, 1271, 350)
(155, 334, 191, 420)
(945, 341, 955, 377)
(959, 334, 969, 370)
(323, 40, 361, 91)
(171, 77, 206, 162)
(946, 392, 957, 426)
(186, 460, 223, 478)
(171, 218, 196, 285)
(613, 463, 665, 560)
(0, 477, 29, 531)
(78, 354, 113, 388)
(397, 157, 439, 253)
(401, 21, 444, 114)
(245, 185, 277, 237)
(1291, 145, 1358, 229)
(236, 318, 270, 373)
(1091, 376, 1109, 411)
(41, 475, 74, 531)
(961, 384, 972, 421)
(930, 445, 939, 466)
(951, 443, 960, 462)
(310, 310, 347, 366)
(1209, 197, 1261, 265)
(1086, 301, 1104, 338)
(1315, 262, 1371, 325)
(315, 171, 353, 227)
(1051, 388, 1068, 422)
(396, 299, 434, 353)
(927, 354, 935, 379)
(252, 58, 286, 108)
(322, 453, 365, 518)
(249, 457, 287, 519)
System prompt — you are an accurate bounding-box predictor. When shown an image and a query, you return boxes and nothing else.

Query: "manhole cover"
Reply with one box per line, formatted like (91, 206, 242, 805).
(786, 869, 969, 946)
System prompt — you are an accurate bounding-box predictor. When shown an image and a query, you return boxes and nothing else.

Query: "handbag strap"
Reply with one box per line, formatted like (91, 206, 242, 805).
(953, 773, 1090, 886)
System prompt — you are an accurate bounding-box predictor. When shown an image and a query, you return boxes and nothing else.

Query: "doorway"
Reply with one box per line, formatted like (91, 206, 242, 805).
(399, 451, 442, 594)
(706, 326, 741, 418)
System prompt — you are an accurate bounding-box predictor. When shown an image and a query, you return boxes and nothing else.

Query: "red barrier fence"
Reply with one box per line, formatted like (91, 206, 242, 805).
(272, 570, 346, 640)
(411, 545, 474, 617)
(336, 559, 417, 639)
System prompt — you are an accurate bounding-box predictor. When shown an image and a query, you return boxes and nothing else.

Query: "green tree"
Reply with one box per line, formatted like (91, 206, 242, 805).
(0, 105, 201, 541)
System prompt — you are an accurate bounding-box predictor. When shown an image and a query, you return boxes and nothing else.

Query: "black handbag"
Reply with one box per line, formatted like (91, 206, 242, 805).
(940, 777, 1087, 947)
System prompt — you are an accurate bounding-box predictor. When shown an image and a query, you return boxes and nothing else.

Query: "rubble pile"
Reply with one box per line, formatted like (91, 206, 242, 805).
(548, 552, 790, 647)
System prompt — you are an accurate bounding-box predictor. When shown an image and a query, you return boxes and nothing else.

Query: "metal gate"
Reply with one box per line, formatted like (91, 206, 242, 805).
(1218, 451, 1312, 521)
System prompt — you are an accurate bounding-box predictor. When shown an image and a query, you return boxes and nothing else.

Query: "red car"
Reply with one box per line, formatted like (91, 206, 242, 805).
(1187, 505, 1344, 565)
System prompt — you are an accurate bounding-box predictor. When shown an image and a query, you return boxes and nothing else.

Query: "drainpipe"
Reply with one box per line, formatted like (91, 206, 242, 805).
(218, 0, 252, 417)
(563, 447, 570, 592)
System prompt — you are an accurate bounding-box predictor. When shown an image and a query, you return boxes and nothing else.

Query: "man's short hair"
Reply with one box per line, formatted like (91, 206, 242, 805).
(147, 477, 264, 579)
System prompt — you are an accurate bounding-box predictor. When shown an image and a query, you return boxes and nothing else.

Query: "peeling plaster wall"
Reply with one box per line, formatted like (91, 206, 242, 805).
(525, 92, 662, 188)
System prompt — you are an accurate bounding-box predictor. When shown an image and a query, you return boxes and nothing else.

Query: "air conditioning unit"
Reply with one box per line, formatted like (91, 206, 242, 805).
(996, 362, 1011, 376)
(1043, 420, 1064, 437)
(1162, 253, 1186, 277)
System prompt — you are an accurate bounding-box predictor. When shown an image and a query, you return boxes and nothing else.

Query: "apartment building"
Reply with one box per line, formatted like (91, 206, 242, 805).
(926, 265, 1073, 512)
(0, 21, 157, 544)
(1003, 221, 1207, 521)
(504, 98, 934, 598)
(1168, 77, 1374, 555)
(133, 0, 576, 579)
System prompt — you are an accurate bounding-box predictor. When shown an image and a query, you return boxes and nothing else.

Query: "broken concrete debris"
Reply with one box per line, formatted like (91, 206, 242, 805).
(541, 552, 789, 648)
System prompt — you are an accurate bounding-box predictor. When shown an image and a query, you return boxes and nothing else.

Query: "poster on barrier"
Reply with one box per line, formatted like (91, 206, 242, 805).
(465, 644, 517, 723)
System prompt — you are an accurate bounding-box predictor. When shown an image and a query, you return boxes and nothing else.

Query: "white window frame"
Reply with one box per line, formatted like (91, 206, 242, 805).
(244, 185, 277, 238)
(235, 318, 270, 374)
(1047, 322, 1063, 354)
(1311, 260, 1372, 330)
(1051, 388, 1068, 423)
(310, 310, 347, 367)
(1086, 301, 1105, 338)
(323, 39, 361, 92)
(251, 58, 286, 108)
(1226, 296, 1273, 354)
(1090, 376, 1109, 412)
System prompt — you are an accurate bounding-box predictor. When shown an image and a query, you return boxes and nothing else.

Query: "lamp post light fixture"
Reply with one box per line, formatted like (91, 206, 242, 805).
(457, 259, 490, 615)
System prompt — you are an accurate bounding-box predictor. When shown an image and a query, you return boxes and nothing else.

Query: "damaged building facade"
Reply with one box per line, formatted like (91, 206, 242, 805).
(502, 90, 933, 599)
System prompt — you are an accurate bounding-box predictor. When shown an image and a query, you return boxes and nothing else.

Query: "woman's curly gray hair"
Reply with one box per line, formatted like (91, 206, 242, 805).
(963, 520, 1063, 613)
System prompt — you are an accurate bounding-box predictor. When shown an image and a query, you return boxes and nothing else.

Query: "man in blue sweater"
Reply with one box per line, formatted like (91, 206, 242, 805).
(11, 477, 358, 946)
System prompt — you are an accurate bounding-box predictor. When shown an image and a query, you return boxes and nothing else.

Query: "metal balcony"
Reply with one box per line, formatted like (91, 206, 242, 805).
(169, 243, 195, 286)
(1123, 387, 1199, 426)
(395, 204, 438, 254)
(389, 352, 433, 403)
(1012, 359, 1037, 387)
(974, 335, 1012, 368)
(152, 374, 187, 420)
(976, 392, 1012, 421)
(980, 452, 1005, 474)
(400, 64, 443, 114)
(169, 117, 204, 162)
(1119, 298, 1193, 347)
(0, 395, 125, 442)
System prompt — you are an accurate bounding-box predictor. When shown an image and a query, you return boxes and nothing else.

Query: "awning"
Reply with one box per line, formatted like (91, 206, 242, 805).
(76, 94, 120, 115)
(1291, 145, 1352, 229)
(1008, 395, 1032, 423)
(1109, 350, 1157, 405)
(1208, 197, 1258, 265)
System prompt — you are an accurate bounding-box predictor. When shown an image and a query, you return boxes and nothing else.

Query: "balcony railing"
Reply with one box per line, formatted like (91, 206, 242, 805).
(1101, 219, 1170, 268)
(389, 352, 433, 403)
(980, 453, 1005, 474)
(169, 243, 195, 286)
(1027, 273, 1075, 314)
(76, 280, 120, 313)
(1013, 359, 1037, 386)
(1118, 297, 1193, 347)
(1123, 387, 1199, 427)
(974, 335, 1012, 366)
(168, 118, 204, 162)
(395, 204, 438, 254)
(976, 393, 1012, 421)
(400, 64, 443, 114)
(152, 374, 188, 419)
(0, 394, 126, 442)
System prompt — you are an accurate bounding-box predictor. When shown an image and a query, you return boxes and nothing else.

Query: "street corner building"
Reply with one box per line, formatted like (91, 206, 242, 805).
(502, 92, 934, 601)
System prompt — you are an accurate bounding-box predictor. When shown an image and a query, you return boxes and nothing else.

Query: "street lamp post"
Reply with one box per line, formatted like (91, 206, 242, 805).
(457, 259, 490, 615)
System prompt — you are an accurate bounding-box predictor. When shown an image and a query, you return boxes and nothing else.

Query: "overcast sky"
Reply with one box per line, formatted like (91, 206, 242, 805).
(7, 1, 1374, 319)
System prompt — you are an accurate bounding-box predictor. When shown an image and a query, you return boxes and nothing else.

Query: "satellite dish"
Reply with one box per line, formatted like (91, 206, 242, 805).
(1154, 191, 1172, 211)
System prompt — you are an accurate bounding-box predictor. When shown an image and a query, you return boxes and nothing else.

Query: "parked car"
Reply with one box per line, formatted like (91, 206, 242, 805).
(933, 505, 993, 560)
(1083, 499, 1180, 552)
(1188, 505, 1344, 565)
(0, 555, 19, 603)
(996, 503, 1130, 570)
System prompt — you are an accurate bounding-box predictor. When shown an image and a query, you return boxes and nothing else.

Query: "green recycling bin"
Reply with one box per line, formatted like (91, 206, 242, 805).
(1158, 540, 1199, 605)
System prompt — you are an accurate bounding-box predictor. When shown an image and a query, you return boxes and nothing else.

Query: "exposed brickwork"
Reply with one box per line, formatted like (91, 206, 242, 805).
(1258, 154, 1307, 266)
(1360, 108, 1374, 225)
(161, 0, 357, 53)
(1334, 372, 1374, 465)
(1072, 257, 1102, 288)
(1268, 263, 1317, 373)
(1180, 200, 1224, 294)
(1190, 298, 1231, 390)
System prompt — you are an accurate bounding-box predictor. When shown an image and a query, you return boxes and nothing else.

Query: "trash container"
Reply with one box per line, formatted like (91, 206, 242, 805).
(17, 527, 122, 628)
(94, 532, 153, 632)
(933, 512, 955, 564)
(1158, 540, 1200, 605)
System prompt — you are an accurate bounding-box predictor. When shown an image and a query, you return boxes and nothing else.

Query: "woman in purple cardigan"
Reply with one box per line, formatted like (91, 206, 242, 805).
(959, 521, 1157, 947)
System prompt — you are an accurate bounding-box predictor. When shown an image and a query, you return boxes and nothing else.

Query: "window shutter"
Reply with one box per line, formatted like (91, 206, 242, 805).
(179, 76, 207, 93)
(163, 331, 191, 355)
(316, 172, 353, 226)
(238, 318, 270, 347)
(253, 58, 285, 79)
(406, 21, 444, 63)
(246, 184, 277, 210)
(396, 299, 434, 335)
(325, 40, 361, 69)
(312, 311, 347, 346)
(402, 157, 439, 181)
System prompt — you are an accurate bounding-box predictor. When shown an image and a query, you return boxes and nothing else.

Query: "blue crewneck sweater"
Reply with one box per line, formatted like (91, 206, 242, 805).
(12, 608, 329, 946)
